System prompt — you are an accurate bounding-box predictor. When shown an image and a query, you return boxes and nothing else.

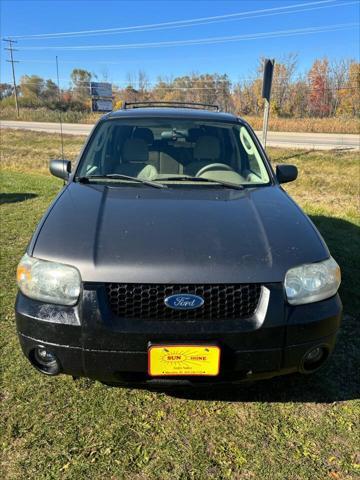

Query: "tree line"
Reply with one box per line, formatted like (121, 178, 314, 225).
(1, 55, 359, 117)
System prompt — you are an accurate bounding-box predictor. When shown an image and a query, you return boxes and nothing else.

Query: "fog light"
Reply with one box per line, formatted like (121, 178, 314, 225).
(304, 347, 323, 362)
(31, 347, 61, 375)
(36, 348, 56, 362)
(301, 346, 328, 373)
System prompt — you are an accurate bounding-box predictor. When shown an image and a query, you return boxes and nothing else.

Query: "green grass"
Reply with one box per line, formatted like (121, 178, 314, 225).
(0, 130, 359, 479)
(0, 105, 102, 124)
(1, 129, 85, 173)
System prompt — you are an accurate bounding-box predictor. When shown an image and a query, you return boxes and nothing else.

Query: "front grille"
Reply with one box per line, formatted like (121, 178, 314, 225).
(105, 283, 262, 320)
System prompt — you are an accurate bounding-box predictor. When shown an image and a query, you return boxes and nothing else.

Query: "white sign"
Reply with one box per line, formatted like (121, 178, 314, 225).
(92, 99, 113, 112)
(90, 82, 112, 98)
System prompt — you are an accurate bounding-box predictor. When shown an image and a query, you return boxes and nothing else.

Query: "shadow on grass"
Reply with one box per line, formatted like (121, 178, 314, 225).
(272, 147, 354, 163)
(0, 193, 38, 205)
(157, 215, 360, 403)
(273, 149, 315, 162)
(310, 215, 360, 317)
(164, 314, 359, 403)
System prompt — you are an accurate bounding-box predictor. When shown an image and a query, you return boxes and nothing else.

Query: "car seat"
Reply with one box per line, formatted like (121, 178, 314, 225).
(116, 138, 158, 179)
(185, 135, 221, 176)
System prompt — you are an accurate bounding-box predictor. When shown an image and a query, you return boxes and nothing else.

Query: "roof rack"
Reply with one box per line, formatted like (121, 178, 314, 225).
(122, 101, 219, 111)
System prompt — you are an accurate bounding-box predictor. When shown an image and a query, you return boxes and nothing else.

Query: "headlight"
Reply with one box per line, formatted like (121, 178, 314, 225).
(17, 253, 81, 306)
(285, 257, 341, 305)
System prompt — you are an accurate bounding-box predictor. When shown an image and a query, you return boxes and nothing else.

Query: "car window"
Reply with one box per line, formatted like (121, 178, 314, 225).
(77, 119, 270, 186)
(238, 126, 270, 182)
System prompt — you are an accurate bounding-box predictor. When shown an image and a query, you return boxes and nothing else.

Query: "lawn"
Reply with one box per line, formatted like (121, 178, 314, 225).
(0, 129, 359, 479)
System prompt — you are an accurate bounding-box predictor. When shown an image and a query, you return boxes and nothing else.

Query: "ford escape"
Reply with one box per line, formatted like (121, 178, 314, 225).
(15, 102, 342, 386)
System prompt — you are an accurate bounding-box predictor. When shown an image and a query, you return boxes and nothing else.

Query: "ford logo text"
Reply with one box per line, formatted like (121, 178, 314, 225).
(164, 294, 204, 310)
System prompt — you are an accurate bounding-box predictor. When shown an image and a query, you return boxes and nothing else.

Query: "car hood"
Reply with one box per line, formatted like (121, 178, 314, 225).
(31, 182, 328, 283)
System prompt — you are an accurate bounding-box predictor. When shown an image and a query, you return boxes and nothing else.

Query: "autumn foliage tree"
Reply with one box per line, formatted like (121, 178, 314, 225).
(308, 59, 331, 117)
(70, 68, 92, 105)
(336, 61, 360, 116)
(1, 57, 359, 118)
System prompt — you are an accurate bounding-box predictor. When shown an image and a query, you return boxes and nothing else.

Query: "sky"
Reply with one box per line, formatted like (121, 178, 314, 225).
(1, 0, 359, 88)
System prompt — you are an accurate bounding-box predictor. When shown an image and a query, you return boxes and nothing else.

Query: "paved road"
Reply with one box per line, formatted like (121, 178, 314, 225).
(1, 120, 359, 150)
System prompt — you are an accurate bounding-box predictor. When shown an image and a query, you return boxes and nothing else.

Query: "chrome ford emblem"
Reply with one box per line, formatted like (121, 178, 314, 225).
(164, 294, 204, 310)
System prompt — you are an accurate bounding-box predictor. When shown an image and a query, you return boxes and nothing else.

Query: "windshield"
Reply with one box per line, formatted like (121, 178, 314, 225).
(77, 118, 270, 187)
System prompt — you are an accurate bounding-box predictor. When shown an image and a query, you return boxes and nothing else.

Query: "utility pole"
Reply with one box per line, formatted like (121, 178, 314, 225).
(3, 38, 20, 117)
(55, 56, 65, 160)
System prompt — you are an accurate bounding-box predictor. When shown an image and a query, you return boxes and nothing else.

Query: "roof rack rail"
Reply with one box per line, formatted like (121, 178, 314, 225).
(122, 101, 219, 111)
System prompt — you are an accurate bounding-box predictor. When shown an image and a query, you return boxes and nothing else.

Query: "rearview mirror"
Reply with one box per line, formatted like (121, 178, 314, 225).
(49, 159, 71, 180)
(276, 164, 298, 184)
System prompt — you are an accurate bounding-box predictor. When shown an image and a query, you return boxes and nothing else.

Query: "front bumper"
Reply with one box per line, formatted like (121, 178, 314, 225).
(15, 283, 342, 386)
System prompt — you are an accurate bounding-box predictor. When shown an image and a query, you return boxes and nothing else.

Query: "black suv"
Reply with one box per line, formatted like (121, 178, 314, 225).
(15, 102, 342, 386)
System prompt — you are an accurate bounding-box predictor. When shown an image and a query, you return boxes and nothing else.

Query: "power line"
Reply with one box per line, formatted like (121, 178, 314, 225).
(16, 23, 359, 51)
(5, 1, 359, 41)
(3, 38, 19, 117)
(5, 0, 340, 39)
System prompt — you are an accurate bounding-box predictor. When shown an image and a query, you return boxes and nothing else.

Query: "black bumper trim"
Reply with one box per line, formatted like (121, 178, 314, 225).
(17, 330, 338, 385)
(15, 290, 342, 385)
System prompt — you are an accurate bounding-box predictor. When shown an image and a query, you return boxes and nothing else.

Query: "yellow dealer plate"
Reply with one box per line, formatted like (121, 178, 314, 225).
(148, 345, 220, 376)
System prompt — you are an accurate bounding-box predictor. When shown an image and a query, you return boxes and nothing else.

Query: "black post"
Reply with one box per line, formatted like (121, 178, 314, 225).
(262, 59, 275, 148)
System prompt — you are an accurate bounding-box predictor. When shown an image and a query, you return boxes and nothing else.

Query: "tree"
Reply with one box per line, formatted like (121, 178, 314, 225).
(347, 61, 360, 116)
(289, 78, 309, 117)
(19, 75, 44, 99)
(328, 59, 350, 116)
(232, 78, 262, 116)
(70, 68, 92, 104)
(43, 79, 59, 104)
(122, 85, 139, 103)
(3, 58, 358, 118)
(308, 58, 331, 117)
(149, 73, 233, 110)
(151, 76, 176, 102)
(0, 83, 13, 99)
(336, 61, 360, 116)
(138, 70, 150, 99)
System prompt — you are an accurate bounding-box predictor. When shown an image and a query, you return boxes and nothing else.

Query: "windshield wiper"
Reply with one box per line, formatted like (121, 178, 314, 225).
(76, 174, 167, 189)
(154, 175, 244, 190)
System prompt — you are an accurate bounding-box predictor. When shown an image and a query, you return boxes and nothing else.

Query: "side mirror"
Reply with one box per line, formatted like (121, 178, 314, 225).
(276, 164, 298, 184)
(49, 159, 71, 180)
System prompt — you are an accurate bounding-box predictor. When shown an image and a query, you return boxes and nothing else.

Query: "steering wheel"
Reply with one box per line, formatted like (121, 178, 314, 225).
(196, 163, 233, 177)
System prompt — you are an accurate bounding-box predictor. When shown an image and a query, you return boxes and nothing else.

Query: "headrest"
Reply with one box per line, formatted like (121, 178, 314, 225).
(188, 128, 202, 142)
(122, 138, 148, 163)
(133, 127, 154, 145)
(194, 135, 220, 160)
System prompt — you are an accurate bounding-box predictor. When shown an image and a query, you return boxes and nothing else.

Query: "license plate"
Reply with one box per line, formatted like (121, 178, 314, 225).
(148, 345, 220, 376)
